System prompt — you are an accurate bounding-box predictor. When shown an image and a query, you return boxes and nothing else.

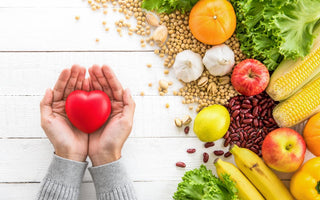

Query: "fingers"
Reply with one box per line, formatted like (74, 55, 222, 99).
(53, 68, 71, 102)
(64, 65, 82, 99)
(88, 65, 103, 91)
(75, 67, 86, 91)
(102, 65, 123, 101)
(82, 78, 91, 92)
(122, 88, 135, 122)
(40, 88, 54, 127)
(92, 65, 114, 99)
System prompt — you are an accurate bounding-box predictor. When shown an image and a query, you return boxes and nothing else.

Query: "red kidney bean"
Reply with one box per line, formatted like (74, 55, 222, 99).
(256, 94, 263, 99)
(236, 120, 241, 127)
(203, 153, 209, 163)
(268, 109, 272, 118)
(231, 105, 241, 110)
(243, 119, 253, 124)
(224, 139, 229, 147)
(230, 126, 235, 133)
(261, 109, 268, 117)
(232, 137, 240, 141)
(240, 132, 244, 141)
(231, 123, 237, 129)
(241, 104, 252, 109)
(245, 113, 254, 118)
(262, 103, 268, 110)
(253, 119, 259, 127)
(268, 118, 276, 124)
(184, 126, 190, 134)
(244, 126, 250, 131)
(229, 99, 236, 106)
(232, 110, 240, 118)
(241, 124, 247, 128)
(176, 162, 186, 168)
(263, 120, 270, 125)
(250, 147, 259, 154)
(236, 141, 241, 147)
(243, 99, 251, 104)
(241, 140, 246, 147)
(248, 128, 255, 134)
(252, 107, 259, 116)
(204, 142, 215, 148)
(214, 150, 224, 156)
(259, 99, 268, 105)
(223, 131, 230, 139)
(246, 143, 253, 148)
(187, 148, 196, 153)
(224, 152, 232, 158)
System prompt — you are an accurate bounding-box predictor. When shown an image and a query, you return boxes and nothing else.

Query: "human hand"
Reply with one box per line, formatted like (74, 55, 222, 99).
(40, 65, 90, 162)
(87, 65, 135, 166)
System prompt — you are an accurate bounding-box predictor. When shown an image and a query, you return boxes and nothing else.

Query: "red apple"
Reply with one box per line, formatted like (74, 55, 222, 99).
(231, 59, 270, 96)
(262, 128, 306, 172)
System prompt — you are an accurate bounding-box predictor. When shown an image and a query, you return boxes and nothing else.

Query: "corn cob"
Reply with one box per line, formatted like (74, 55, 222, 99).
(273, 73, 320, 127)
(266, 30, 320, 101)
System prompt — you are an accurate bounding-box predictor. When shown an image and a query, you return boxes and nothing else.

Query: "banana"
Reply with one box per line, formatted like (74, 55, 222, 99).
(230, 145, 294, 200)
(214, 158, 265, 200)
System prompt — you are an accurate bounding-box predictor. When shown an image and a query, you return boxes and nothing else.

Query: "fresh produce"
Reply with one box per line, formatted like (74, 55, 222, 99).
(303, 112, 320, 156)
(266, 29, 320, 101)
(230, 145, 294, 200)
(224, 93, 279, 156)
(152, 25, 168, 46)
(290, 157, 320, 200)
(203, 44, 235, 76)
(65, 90, 111, 133)
(273, 73, 320, 127)
(193, 104, 230, 142)
(173, 165, 238, 200)
(189, 0, 236, 45)
(261, 128, 306, 172)
(231, 59, 270, 96)
(230, 0, 320, 71)
(214, 158, 264, 200)
(142, 0, 199, 14)
(173, 50, 204, 82)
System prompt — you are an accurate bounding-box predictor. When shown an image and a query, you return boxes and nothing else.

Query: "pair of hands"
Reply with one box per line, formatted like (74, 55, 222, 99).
(40, 65, 135, 166)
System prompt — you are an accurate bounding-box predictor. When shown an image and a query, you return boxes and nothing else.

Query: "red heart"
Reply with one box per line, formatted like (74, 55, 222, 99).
(65, 90, 112, 133)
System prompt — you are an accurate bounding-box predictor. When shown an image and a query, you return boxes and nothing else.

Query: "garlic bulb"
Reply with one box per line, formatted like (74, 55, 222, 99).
(203, 44, 235, 76)
(173, 50, 204, 82)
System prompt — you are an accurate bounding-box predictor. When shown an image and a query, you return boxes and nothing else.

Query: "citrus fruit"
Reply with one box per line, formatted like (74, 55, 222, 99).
(193, 104, 230, 142)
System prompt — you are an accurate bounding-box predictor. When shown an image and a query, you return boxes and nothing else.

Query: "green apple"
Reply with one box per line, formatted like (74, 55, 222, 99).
(193, 104, 230, 142)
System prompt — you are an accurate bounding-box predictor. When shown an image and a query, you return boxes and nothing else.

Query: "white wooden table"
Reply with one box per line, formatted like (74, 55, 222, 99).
(0, 0, 314, 199)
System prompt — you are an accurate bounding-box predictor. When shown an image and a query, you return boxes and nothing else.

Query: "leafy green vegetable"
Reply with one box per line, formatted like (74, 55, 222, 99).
(230, 0, 320, 71)
(173, 165, 239, 200)
(141, 0, 199, 14)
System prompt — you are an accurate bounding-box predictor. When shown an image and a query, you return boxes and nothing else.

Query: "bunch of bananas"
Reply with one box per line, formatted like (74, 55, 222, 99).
(214, 145, 294, 200)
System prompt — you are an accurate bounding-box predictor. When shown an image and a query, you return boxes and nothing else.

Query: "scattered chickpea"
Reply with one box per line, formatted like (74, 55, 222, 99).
(105, 27, 109, 31)
(165, 103, 170, 108)
(147, 64, 152, 68)
(96, 38, 100, 42)
(164, 70, 169, 75)
(103, 10, 108, 14)
(148, 83, 152, 87)
(75, 16, 80, 20)
(102, 21, 107, 25)
(140, 91, 145, 96)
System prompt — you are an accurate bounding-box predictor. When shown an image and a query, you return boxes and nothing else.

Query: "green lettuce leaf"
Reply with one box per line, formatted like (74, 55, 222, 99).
(173, 165, 238, 200)
(230, 0, 320, 71)
(142, 0, 199, 13)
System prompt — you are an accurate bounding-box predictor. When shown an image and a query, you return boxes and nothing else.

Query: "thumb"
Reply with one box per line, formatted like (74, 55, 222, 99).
(40, 88, 54, 124)
(122, 88, 135, 122)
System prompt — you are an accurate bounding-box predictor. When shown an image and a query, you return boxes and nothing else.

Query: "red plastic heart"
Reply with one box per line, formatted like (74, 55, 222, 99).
(65, 90, 112, 133)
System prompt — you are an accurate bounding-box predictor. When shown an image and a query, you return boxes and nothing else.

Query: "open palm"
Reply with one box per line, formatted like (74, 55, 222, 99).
(40, 65, 89, 162)
(87, 65, 135, 166)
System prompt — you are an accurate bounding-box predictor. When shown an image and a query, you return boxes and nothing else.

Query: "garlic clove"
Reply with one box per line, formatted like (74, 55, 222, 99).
(173, 50, 204, 83)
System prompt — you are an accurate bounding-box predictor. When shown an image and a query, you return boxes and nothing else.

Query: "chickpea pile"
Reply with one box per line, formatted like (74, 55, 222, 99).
(86, 0, 246, 111)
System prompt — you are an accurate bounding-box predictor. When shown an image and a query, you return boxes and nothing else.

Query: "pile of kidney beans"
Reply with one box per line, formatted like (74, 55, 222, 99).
(224, 92, 279, 156)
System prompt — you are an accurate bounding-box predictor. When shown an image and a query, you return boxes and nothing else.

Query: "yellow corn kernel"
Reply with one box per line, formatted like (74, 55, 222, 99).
(273, 75, 320, 127)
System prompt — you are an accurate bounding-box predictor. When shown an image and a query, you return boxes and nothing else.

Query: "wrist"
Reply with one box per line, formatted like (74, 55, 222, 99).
(89, 151, 121, 166)
(55, 150, 87, 162)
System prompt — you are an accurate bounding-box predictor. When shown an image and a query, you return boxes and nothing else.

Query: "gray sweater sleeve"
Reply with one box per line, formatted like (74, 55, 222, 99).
(88, 158, 137, 200)
(36, 154, 88, 200)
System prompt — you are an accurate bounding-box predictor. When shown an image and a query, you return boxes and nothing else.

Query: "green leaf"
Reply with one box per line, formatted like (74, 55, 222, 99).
(173, 165, 238, 200)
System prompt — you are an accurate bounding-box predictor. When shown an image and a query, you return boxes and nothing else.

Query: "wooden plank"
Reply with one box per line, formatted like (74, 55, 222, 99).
(0, 7, 157, 51)
(0, 96, 196, 138)
(0, 139, 314, 183)
(0, 181, 179, 200)
(0, 52, 177, 96)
